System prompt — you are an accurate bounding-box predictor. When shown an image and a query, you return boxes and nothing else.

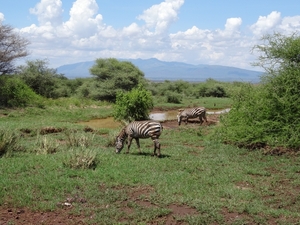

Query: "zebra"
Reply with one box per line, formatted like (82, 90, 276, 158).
(115, 120, 163, 157)
(177, 107, 207, 126)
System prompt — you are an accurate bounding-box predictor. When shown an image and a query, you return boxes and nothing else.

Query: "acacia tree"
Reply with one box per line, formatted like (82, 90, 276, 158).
(0, 23, 30, 75)
(89, 58, 146, 102)
(216, 32, 300, 150)
(17, 59, 68, 98)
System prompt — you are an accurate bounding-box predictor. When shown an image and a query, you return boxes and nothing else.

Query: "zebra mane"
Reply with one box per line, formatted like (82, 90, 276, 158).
(117, 127, 127, 140)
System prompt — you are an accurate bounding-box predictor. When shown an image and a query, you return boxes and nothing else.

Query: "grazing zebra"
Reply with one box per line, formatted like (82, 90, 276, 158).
(177, 107, 207, 126)
(115, 120, 163, 157)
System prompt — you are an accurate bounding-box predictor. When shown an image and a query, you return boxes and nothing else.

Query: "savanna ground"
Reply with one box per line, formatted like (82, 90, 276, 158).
(1, 108, 300, 225)
(0, 115, 223, 225)
(0, 115, 204, 225)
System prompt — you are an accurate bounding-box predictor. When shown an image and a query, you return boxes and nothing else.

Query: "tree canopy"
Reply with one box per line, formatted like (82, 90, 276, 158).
(17, 59, 67, 98)
(0, 23, 30, 75)
(217, 32, 300, 150)
(89, 58, 146, 102)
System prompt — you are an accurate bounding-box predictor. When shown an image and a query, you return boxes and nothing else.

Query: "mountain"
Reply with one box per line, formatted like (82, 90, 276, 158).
(57, 58, 263, 83)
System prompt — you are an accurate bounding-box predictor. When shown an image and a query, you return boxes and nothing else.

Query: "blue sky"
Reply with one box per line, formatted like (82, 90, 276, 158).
(1, 0, 300, 71)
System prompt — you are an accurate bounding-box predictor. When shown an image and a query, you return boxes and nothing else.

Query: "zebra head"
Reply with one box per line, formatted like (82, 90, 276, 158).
(115, 128, 126, 153)
(177, 109, 184, 125)
(115, 136, 124, 153)
(177, 114, 181, 124)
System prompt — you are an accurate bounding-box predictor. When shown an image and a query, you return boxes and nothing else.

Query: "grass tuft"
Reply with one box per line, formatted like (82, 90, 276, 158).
(65, 130, 94, 148)
(0, 129, 21, 157)
(34, 134, 59, 155)
(63, 147, 98, 169)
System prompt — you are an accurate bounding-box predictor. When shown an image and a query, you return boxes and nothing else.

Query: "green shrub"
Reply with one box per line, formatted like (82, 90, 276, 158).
(165, 91, 182, 103)
(0, 76, 42, 107)
(214, 33, 300, 150)
(114, 85, 153, 122)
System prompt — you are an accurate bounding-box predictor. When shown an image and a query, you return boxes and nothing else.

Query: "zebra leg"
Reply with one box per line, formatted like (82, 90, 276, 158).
(152, 138, 161, 157)
(135, 138, 141, 154)
(177, 115, 182, 126)
(156, 140, 161, 157)
(185, 116, 189, 125)
(127, 136, 133, 154)
(203, 113, 208, 123)
(199, 116, 203, 124)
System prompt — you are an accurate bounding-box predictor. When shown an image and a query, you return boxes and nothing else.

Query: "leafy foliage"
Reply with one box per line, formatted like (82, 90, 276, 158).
(17, 59, 69, 98)
(114, 85, 154, 122)
(89, 58, 146, 102)
(193, 79, 229, 98)
(165, 91, 182, 103)
(216, 32, 300, 149)
(0, 76, 42, 107)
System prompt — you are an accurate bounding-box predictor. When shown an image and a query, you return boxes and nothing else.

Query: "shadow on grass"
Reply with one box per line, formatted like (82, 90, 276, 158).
(124, 152, 171, 158)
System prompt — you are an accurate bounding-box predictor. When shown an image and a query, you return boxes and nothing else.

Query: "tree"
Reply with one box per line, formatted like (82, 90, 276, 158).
(17, 59, 68, 98)
(216, 32, 300, 150)
(0, 23, 30, 75)
(113, 85, 154, 123)
(89, 58, 146, 101)
(252, 32, 300, 74)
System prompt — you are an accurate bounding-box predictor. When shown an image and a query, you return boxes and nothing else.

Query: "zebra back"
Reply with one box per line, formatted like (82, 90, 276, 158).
(177, 107, 207, 125)
(116, 120, 162, 145)
(178, 107, 206, 118)
(124, 120, 163, 138)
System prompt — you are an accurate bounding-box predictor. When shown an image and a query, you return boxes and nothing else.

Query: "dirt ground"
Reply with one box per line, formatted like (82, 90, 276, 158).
(0, 114, 223, 225)
(162, 113, 220, 129)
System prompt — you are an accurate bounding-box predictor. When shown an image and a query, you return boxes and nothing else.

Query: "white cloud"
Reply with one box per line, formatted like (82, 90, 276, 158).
(221, 17, 242, 37)
(279, 15, 300, 34)
(122, 23, 141, 36)
(30, 0, 63, 26)
(0, 13, 4, 22)
(14, 2, 300, 71)
(62, 0, 103, 38)
(250, 11, 281, 36)
(137, 0, 184, 34)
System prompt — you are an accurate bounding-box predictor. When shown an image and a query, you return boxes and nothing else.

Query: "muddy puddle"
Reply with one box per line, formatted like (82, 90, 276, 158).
(78, 109, 230, 129)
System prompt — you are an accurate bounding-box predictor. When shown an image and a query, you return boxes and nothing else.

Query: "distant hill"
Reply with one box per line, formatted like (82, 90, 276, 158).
(57, 58, 263, 83)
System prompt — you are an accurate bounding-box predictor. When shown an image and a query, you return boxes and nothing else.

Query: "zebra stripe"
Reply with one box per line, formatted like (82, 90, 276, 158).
(177, 107, 207, 126)
(115, 120, 163, 156)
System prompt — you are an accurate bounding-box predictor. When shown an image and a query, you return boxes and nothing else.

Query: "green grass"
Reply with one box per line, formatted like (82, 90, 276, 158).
(154, 96, 233, 110)
(0, 98, 300, 224)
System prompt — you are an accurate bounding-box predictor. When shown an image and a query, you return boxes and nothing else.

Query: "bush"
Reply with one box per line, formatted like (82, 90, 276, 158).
(165, 91, 182, 103)
(114, 85, 153, 122)
(216, 33, 300, 149)
(0, 76, 42, 107)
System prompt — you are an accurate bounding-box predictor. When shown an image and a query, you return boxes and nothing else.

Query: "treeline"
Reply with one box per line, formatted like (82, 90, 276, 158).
(0, 58, 241, 108)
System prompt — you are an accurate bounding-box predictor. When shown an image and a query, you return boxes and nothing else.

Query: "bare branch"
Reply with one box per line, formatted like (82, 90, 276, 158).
(0, 23, 30, 75)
